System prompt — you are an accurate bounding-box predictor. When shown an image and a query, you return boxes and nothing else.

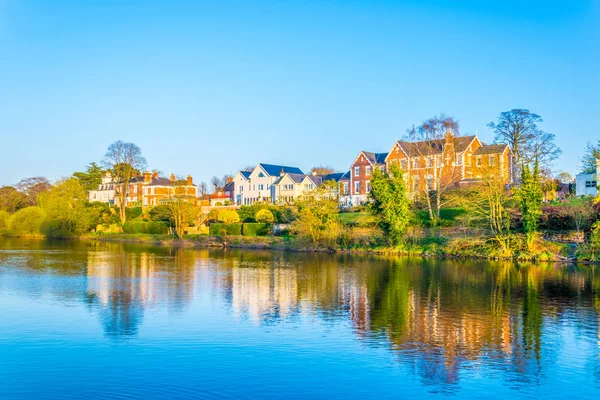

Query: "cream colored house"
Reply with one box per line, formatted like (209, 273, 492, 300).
(273, 171, 346, 204)
(236, 163, 304, 205)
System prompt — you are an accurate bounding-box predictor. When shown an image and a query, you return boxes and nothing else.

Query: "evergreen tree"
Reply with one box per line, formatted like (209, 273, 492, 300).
(517, 161, 543, 248)
(368, 163, 411, 245)
(73, 162, 105, 193)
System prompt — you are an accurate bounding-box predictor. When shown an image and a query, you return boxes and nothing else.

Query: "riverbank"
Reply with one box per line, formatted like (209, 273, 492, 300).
(74, 232, 587, 263)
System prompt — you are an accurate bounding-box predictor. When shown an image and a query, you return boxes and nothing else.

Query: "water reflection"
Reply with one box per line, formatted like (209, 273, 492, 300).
(1, 238, 599, 394)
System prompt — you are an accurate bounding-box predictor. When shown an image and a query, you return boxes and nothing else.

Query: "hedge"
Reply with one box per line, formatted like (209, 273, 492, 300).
(126, 207, 143, 221)
(146, 221, 170, 234)
(122, 220, 147, 234)
(242, 223, 271, 236)
(209, 223, 243, 236)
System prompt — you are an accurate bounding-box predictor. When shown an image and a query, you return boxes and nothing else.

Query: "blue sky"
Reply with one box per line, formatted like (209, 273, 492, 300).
(0, 0, 598, 186)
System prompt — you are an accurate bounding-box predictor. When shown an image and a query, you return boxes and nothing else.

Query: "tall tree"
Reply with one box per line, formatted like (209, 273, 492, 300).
(73, 162, 105, 192)
(368, 163, 410, 245)
(102, 141, 147, 224)
(581, 140, 600, 173)
(167, 176, 200, 239)
(39, 178, 89, 238)
(198, 182, 208, 196)
(211, 176, 222, 192)
(406, 114, 462, 224)
(292, 181, 340, 246)
(0, 186, 28, 213)
(516, 161, 544, 248)
(15, 176, 52, 206)
(488, 109, 561, 181)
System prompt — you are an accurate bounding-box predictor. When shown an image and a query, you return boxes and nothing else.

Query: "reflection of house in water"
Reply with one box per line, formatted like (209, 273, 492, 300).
(86, 245, 196, 338)
(229, 261, 300, 324)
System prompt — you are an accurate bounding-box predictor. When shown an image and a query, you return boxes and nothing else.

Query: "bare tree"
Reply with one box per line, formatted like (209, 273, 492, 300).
(198, 182, 208, 196)
(211, 176, 222, 192)
(556, 172, 573, 184)
(406, 114, 462, 224)
(488, 109, 561, 181)
(15, 176, 52, 206)
(311, 165, 335, 175)
(102, 141, 147, 224)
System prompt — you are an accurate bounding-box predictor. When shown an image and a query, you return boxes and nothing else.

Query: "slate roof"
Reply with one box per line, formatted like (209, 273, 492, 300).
(338, 171, 351, 181)
(273, 172, 306, 185)
(473, 144, 509, 155)
(321, 172, 345, 182)
(223, 181, 235, 192)
(361, 151, 389, 165)
(259, 163, 304, 176)
(239, 171, 251, 179)
(395, 135, 477, 157)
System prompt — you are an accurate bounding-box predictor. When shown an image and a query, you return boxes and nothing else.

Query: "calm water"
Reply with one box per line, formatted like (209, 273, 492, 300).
(0, 239, 599, 399)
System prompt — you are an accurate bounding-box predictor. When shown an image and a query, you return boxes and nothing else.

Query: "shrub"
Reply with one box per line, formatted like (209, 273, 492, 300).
(149, 205, 172, 222)
(209, 223, 243, 236)
(0, 210, 9, 235)
(255, 209, 275, 223)
(207, 209, 219, 222)
(126, 207, 143, 221)
(146, 221, 170, 234)
(218, 209, 240, 224)
(243, 223, 271, 236)
(122, 220, 146, 234)
(215, 202, 223, 206)
(8, 207, 45, 236)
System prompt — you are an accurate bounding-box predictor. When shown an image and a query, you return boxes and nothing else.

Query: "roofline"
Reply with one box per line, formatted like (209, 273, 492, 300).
(384, 141, 409, 162)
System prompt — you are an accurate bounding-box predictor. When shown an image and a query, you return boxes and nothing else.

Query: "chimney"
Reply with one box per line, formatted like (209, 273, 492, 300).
(445, 128, 454, 143)
(187, 175, 193, 186)
(143, 171, 152, 183)
(226, 176, 233, 184)
(152, 170, 159, 179)
(312, 168, 317, 176)
(280, 168, 285, 177)
(170, 173, 175, 182)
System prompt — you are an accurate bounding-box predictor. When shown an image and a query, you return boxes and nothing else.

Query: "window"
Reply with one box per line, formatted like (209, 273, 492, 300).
(427, 157, 434, 168)
(489, 155, 495, 166)
(354, 167, 360, 177)
(343, 182, 349, 195)
(476, 156, 482, 166)
(438, 155, 442, 167)
(401, 159, 408, 169)
(456, 155, 462, 166)
(354, 181, 360, 193)
(412, 158, 418, 169)
(587, 181, 597, 188)
(366, 181, 371, 193)
(380, 166, 385, 172)
(413, 177, 419, 192)
(239, 186, 244, 193)
(258, 172, 265, 178)
(365, 166, 372, 176)
(466, 153, 472, 166)
(427, 176, 433, 191)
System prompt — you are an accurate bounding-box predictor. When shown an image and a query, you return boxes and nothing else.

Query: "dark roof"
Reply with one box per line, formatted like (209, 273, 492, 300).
(240, 171, 251, 179)
(258, 163, 304, 176)
(274, 172, 306, 185)
(223, 181, 235, 192)
(338, 171, 351, 181)
(361, 151, 389, 165)
(473, 144, 509, 155)
(321, 172, 345, 182)
(396, 135, 476, 157)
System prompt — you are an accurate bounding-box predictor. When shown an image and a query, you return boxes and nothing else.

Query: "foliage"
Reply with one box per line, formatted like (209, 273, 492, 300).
(243, 223, 271, 236)
(0, 210, 9, 235)
(15, 176, 52, 207)
(291, 181, 340, 246)
(217, 209, 241, 224)
(146, 221, 170, 234)
(123, 221, 147, 234)
(539, 198, 596, 233)
(0, 186, 28, 213)
(149, 205, 172, 222)
(126, 207, 143, 221)
(8, 206, 45, 236)
(581, 140, 600, 174)
(39, 178, 90, 238)
(73, 162, 104, 192)
(311, 165, 335, 175)
(488, 109, 561, 179)
(86, 202, 112, 230)
(516, 162, 544, 248)
(255, 209, 275, 223)
(167, 176, 201, 239)
(103, 140, 147, 224)
(368, 163, 411, 245)
(238, 204, 294, 223)
(209, 223, 242, 236)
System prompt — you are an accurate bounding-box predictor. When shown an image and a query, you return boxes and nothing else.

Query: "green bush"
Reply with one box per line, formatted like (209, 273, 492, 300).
(209, 223, 243, 236)
(0, 210, 9, 235)
(255, 209, 275, 223)
(122, 220, 147, 234)
(146, 221, 170, 234)
(218, 209, 240, 224)
(126, 207, 143, 221)
(149, 205, 172, 222)
(243, 223, 271, 236)
(8, 206, 45, 236)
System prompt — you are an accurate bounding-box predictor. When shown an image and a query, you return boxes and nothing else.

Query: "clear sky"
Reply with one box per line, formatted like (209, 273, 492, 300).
(0, 0, 598, 187)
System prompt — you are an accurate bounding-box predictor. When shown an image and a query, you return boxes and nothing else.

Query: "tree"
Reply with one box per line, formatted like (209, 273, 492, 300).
(488, 109, 561, 181)
(0, 210, 10, 235)
(39, 178, 90, 238)
(198, 182, 208, 196)
(15, 176, 52, 206)
(311, 165, 335, 175)
(516, 161, 544, 248)
(556, 172, 573, 184)
(211, 176, 222, 192)
(0, 186, 28, 213)
(292, 181, 340, 246)
(167, 176, 200, 239)
(406, 114, 462, 224)
(581, 140, 600, 173)
(217, 209, 240, 224)
(368, 163, 410, 245)
(73, 162, 104, 192)
(564, 198, 595, 235)
(8, 206, 45, 236)
(102, 141, 147, 224)
(255, 209, 275, 223)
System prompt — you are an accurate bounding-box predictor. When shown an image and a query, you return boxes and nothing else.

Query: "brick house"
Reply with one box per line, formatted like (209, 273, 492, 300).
(385, 131, 512, 195)
(344, 151, 388, 206)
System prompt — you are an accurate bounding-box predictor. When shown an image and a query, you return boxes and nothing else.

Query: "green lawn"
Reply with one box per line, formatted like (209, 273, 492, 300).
(337, 212, 378, 227)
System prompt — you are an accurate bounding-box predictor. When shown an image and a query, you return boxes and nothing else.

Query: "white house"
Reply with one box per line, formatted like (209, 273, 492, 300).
(272, 171, 346, 204)
(232, 171, 251, 205)
(89, 173, 116, 204)
(235, 164, 304, 205)
(576, 158, 599, 197)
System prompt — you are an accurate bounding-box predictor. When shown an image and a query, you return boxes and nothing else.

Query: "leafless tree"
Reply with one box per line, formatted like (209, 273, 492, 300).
(15, 176, 52, 206)
(311, 165, 335, 175)
(102, 141, 147, 224)
(198, 182, 208, 196)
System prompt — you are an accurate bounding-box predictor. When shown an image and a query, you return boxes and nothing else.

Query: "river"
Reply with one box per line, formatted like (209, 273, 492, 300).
(0, 238, 599, 399)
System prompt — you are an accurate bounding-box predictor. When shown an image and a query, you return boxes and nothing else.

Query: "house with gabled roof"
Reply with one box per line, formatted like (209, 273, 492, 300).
(272, 170, 347, 204)
(347, 150, 389, 206)
(232, 170, 252, 205)
(237, 163, 305, 205)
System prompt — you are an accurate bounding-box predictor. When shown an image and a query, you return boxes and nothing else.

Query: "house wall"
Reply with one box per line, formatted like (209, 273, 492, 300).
(576, 172, 598, 197)
(243, 166, 278, 205)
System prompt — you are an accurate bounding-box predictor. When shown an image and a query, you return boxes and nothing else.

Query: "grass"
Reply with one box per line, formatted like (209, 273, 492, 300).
(337, 211, 377, 227)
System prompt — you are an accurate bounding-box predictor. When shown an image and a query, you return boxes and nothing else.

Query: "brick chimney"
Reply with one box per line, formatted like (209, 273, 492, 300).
(312, 168, 317, 176)
(226, 176, 233, 184)
(143, 171, 152, 183)
(280, 168, 285, 177)
(170, 173, 175, 182)
(444, 128, 454, 143)
(152, 170, 159, 179)
(187, 175, 193, 186)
